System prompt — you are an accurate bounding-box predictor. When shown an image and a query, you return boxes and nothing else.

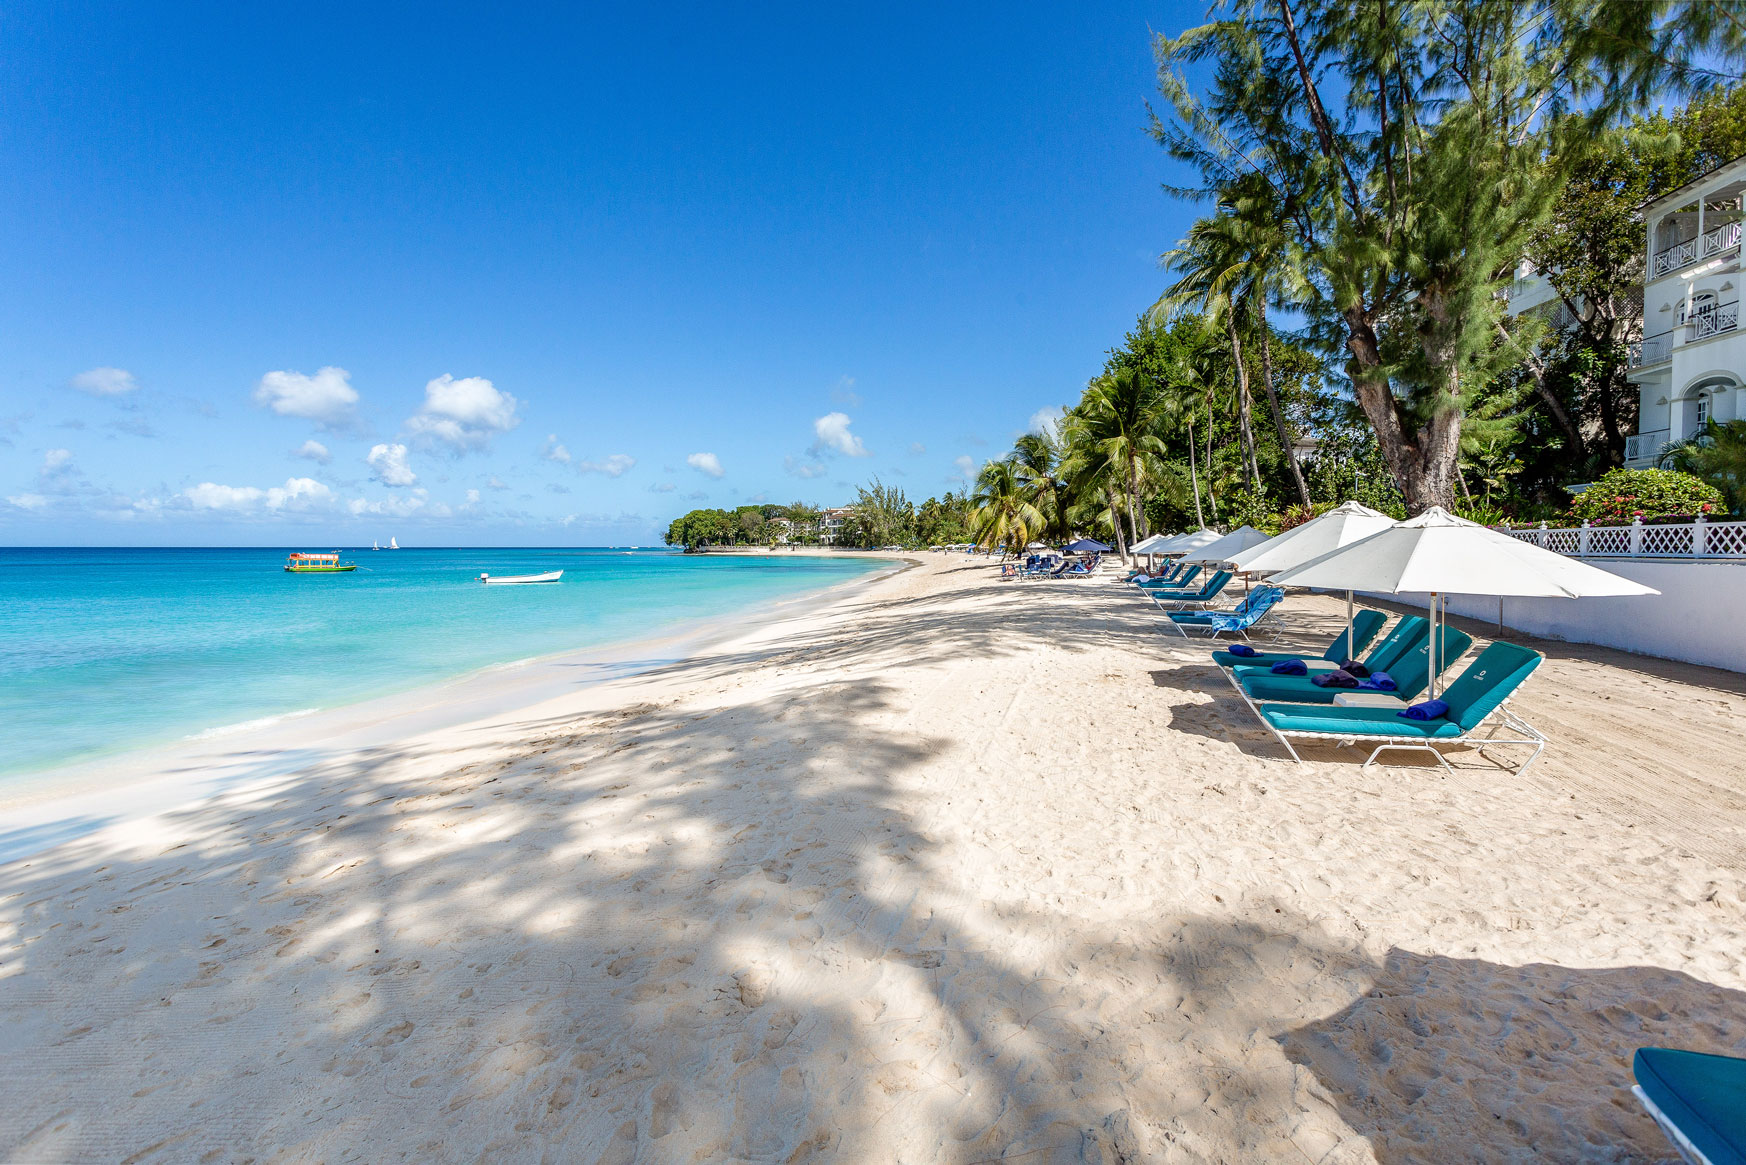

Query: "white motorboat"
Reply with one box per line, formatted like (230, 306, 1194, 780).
(479, 570, 563, 585)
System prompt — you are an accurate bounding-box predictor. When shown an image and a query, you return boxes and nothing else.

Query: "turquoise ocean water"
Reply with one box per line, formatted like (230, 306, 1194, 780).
(0, 548, 885, 780)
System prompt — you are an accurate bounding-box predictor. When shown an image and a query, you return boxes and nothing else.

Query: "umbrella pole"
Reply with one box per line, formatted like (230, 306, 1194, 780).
(1345, 590, 1354, 662)
(1424, 597, 1438, 698)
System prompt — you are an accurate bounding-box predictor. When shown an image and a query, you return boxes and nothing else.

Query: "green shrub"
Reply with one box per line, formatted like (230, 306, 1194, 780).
(1453, 499, 1510, 527)
(1565, 468, 1723, 524)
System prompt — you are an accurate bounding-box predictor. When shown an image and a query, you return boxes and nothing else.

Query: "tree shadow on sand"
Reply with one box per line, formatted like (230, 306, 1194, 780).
(1278, 946, 1746, 1164)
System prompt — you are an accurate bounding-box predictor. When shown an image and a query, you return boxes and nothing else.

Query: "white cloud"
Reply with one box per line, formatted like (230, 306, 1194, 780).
(294, 439, 331, 464)
(909, 442, 926, 455)
(184, 477, 333, 512)
(541, 434, 571, 464)
(5, 493, 47, 511)
(648, 481, 676, 493)
(406, 374, 520, 450)
(70, 367, 137, 396)
(954, 455, 977, 482)
(465, 488, 481, 504)
(487, 475, 508, 490)
(1028, 406, 1064, 438)
(367, 442, 417, 487)
(686, 452, 724, 478)
(253, 367, 358, 427)
(784, 455, 827, 479)
(579, 454, 635, 477)
(811, 412, 868, 457)
(42, 448, 74, 477)
(830, 376, 861, 407)
(347, 488, 431, 518)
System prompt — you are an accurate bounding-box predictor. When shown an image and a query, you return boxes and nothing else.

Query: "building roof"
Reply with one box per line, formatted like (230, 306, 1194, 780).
(1641, 153, 1746, 214)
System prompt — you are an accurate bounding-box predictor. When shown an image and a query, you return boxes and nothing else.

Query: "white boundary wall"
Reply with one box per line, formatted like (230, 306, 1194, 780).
(1358, 558, 1746, 674)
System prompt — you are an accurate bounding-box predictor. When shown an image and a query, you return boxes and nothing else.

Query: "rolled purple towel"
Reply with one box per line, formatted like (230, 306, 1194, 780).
(1357, 671, 1397, 692)
(1399, 699, 1450, 721)
(1228, 643, 1258, 658)
(1270, 659, 1307, 675)
(1311, 668, 1359, 688)
(1338, 658, 1371, 678)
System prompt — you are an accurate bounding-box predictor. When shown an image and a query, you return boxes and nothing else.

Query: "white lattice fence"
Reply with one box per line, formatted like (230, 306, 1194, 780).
(1505, 519, 1746, 559)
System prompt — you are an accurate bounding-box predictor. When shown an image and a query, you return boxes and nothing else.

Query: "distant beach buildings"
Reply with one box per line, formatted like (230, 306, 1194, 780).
(1508, 152, 1746, 470)
(818, 507, 853, 545)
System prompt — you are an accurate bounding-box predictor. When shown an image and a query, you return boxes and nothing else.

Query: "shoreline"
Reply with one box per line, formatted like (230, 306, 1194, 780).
(0, 553, 915, 866)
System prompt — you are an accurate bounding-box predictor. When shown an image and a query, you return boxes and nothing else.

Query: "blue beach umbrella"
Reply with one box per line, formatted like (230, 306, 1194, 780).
(1062, 538, 1112, 554)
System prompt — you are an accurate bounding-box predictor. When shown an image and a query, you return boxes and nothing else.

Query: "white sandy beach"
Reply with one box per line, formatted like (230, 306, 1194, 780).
(3, 555, 1744, 1162)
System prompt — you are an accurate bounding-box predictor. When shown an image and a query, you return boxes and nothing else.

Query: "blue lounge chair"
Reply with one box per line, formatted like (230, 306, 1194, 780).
(1234, 623, 1475, 709)
(1167, 586, 1285, 639)
(1210, 609, 1387, 669)
(1633, 1047, 1746, 1165)
(1060, 553, 1102, 578)
(1229, 615, 1432, 700)
(1147, 570, 1233, 611)
(1136, 564, 1201, 590)
(1254, 640, 1546, 772)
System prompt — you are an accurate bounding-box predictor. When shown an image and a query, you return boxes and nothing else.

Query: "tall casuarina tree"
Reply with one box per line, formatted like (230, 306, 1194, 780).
(1150, 0, 1731, 511)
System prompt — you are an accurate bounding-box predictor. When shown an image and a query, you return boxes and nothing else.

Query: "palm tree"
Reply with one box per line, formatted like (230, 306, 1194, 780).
(969, 459, 1044, 556)
(1662, 419, 1746, 513)
(1077, 368, 1167, 549)
(1160, 192, 1313, 507)
(1157, 354, 1210, 527)
(1008, 430, 1070, 542)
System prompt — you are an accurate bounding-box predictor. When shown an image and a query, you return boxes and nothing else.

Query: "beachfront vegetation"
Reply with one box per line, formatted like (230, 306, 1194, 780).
(663, 491, 975, 551)
(1146, 1, 1744, 515)
(1566, 468, 1724, 524)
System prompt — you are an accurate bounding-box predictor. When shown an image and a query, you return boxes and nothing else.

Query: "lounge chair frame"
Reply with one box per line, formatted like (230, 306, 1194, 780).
(1631, 1085, 1716, 1165)
(1166, 591, 1286, 641)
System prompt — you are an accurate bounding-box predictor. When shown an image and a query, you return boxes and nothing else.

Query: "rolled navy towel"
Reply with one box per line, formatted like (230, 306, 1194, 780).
(1311, 668, 1359, 688)
(1357, 670, 1397, 692)
(1399, 699, 1451, 721)
(1228, 643, 1258, 658)
(1270, 659, 1307, 675)
(1338, 659, 1371, 677)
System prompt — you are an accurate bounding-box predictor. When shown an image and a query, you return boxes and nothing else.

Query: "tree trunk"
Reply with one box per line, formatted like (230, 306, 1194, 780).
(1105, 483, 1131, 562)
(1126, 451, 1144, 544)
(1185, 420, 1206, 527)
(1225, 311, 1262, 489)
(1256, 303, 1312, 506)
(1344, 307, 1459, 513)
(1204, 398, 1220, 521)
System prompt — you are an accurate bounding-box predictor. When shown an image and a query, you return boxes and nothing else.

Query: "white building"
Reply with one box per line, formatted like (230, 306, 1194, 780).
(1627, 156, 1746, 464)
(818, 507, 852, 545)
(1505, 154, 1746, 468)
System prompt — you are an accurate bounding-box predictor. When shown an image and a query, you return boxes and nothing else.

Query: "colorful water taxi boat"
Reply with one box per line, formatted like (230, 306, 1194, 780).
(284, 552, 357, 573)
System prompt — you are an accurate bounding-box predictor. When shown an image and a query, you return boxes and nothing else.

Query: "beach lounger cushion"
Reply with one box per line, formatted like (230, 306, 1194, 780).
(1634, 1047, 1746, 1165)
(1258, 704, 1468, 738)
(1239, 624, 1473, 705)
(1209, 609, 1386, 669)
(1433, 641, 1544, 731)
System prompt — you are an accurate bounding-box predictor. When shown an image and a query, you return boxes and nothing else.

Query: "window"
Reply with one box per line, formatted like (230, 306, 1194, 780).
(1697, 397, 1709, 426)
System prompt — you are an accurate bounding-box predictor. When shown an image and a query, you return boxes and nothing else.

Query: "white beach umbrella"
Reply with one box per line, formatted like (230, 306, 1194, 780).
(1180, 525, 1272, 565)
(1228, 502, 1398, 653)
(1130, 533, 1177, 555)
(1153, 528, 1224, 555)
(1269, 507, 1658, 695)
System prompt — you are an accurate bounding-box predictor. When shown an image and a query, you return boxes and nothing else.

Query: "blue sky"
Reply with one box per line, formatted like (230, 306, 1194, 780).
(1, 2, 1204, 545)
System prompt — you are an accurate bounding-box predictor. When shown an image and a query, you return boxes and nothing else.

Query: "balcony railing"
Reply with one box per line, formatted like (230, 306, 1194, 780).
(1624, 428, 1671, 465)
(1652, 220, 1744, 277)
(1627, 332, 1673, 367)
(1689, 299, 1740, 340)
(1505, 517, 1746, 559)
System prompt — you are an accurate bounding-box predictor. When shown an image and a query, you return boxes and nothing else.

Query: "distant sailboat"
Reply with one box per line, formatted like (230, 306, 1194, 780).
(372, 539, 381, 551)
(388, 537, 400, 549)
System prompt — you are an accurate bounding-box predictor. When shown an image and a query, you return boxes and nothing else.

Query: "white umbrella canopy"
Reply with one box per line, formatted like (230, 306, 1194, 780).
(1153, 528, 1224, 555)
(1229, 502, 1396, 574)
(1269, 507, 1658, 696)
(1180, 525, 1272, 565)
(1228, 502, 1399, 653)
(1266, 507, 1660, 598)
(1130, 533, 1177, 555)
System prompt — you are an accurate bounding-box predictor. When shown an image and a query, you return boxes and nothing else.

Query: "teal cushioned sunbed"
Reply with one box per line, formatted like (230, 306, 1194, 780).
(1634, 1047, 1746, 1165)
(1210, 609, 1386, 669)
